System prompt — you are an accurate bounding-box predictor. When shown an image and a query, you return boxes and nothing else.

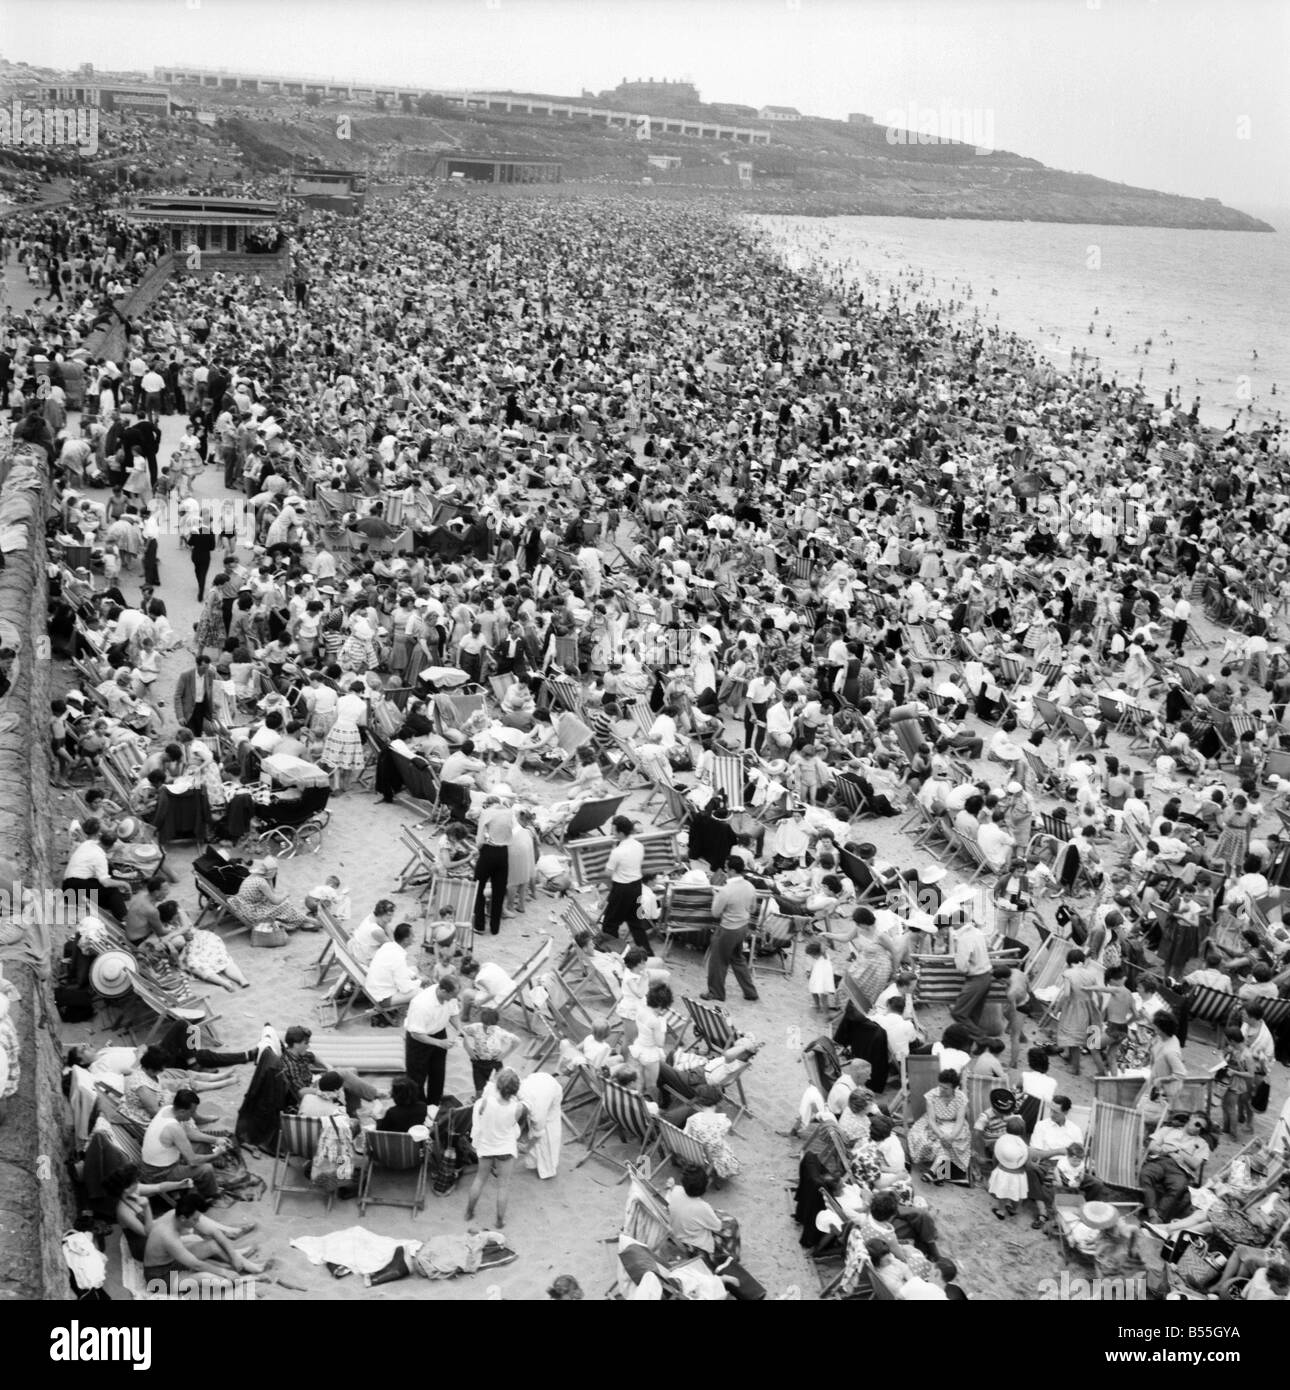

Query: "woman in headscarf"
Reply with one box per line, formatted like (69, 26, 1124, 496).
(230, 857, 313, 932)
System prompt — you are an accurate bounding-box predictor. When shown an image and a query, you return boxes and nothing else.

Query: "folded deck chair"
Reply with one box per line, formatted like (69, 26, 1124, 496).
(659, 884, 717, 959)
(563, 793, 627, 842)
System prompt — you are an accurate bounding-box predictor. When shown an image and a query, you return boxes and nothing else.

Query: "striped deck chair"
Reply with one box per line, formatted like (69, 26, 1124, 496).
(711, 753, 746, 811)
(1180, 983, 1240, 1047)
(529, 967, 599, 1070)
(663, 627, 695, 666)
(1038, 811, 1073, 842)
(832, 771, 868, 817)
(998, 654, 1031, 693)
(1060, 708, 1098, 752)
(551, 711, 594, 773)
(1260, 996, 1290, 1032)
(1087, 1100, 1145, 1192)
(126, 966, 222, 1046)
(545, 674, 585, 716)
(317, 914, 403, 1028)
(622, 698, 655, 740)
(271, 1114, 333, 1214)
(357, 1129, 429, 1217)
(659, 885, 717, 959)
(654, 1117, 714, 1177)
(895, 1052, 944, 1135)
(552, 634, 581, 672)
(573, 1078, 661, 1177)
(655, 784, 694, 831)
(749, 908, 798, 979)
(492, 936, 554, 1035)
(420, 876, 477, 950)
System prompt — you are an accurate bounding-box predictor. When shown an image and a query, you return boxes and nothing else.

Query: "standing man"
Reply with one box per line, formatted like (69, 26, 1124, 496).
(702, 863, 760, 1004)
(601, 815, 648, 951)
(473, 797, 514, 936)
(403, 977, 461, 1105)
(174, 654, 213, 736)
(190, 515, 217, 600)
(949, 915, 994, 1042)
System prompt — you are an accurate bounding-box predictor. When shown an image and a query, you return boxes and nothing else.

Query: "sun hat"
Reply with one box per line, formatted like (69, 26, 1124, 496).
(90, 950, 137, 999)
(989, 1088, 1018, 1114)
(1081, 1201, 1120, 1231)
(993, 1134, 1029, 1172)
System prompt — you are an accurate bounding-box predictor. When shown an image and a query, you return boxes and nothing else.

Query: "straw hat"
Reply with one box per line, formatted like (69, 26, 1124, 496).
(989, 1088, 1018, 1115)
(90, 950, 137, 999)
(1081, 1201, 1120, 1231)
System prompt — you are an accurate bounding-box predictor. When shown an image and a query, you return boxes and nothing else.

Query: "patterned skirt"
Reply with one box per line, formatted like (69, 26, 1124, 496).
(322, 718, 365, 772)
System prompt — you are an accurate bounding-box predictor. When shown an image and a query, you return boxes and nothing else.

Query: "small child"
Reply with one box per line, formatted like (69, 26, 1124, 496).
(1101, 965, 1135, 1076)
(637, 872, 662, 932)
(1054, 1142, 1090, 1190)
(304, 874, 351, 922)
(101, 543, 121, 585)
(559, 1018, 618, 1074)
(804, 939, 835, 1011)
(459, 1007, 519, 1096)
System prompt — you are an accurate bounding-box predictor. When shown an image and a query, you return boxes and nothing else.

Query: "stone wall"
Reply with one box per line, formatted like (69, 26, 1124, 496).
(0, 445, 71, 1301)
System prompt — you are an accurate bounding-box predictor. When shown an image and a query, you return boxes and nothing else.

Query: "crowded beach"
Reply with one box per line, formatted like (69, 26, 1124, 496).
(1, 182, 1288, 1301)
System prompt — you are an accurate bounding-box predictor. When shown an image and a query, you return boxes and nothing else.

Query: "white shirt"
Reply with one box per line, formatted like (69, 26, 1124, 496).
(1030, 1116, 1084, 1155)
(365, 940, 419, 1001)
(405, 988, 460, 1037)
(607, 837, 645, 884)
(65, 839, 110, 883)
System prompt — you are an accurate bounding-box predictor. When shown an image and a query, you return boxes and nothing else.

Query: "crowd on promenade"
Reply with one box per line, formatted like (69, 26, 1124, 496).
(2, 183, 1289, 1300)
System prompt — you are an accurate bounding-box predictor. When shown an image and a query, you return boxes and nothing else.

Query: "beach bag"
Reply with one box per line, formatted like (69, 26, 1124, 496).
(309, 1114, 355, 1192)
(1251, 1080, 1271, 1113)
(1173, 1235, 1225, 1291)
(251, 921, 288, 949)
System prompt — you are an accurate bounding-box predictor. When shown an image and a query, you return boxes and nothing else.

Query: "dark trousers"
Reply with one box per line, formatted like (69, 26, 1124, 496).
(706, 924, 757, 1002)
(192, 551, 211, 600)
(157, 1019, 249, 1070)
(891, 1206, 939, 1260)
(602, 880, 648, 951)
(471, 1058, 501, 1093)
(143, 539, 160, 586)
(186, 700, 210, 737)
(62, 877, 126, 922)
(473, 844, 509, 935)
(950, 971, 994, 1041)
(1140, 1156, 1193, 1221)
(405, 1030, 448, 1104)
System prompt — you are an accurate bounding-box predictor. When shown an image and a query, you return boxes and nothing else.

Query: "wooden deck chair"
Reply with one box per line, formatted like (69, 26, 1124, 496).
(895, 1052, 943, 1134)
(1171, 1075, 1216, 1126)
(711, 753, 746, 811)
(1060, 709, 1098, 751)
(654, 1117, 714, 1177)
(1053, 1191, 1141, 1263)
(1038, 810, 1073, 842)
(1023, 933, 1067, 994)
(191, 873, 257, 937)
(125, 970, 222, 1046)
(655, 784, 694, 831)
(545, 673, 584, 716)
(1259, 996, 1290, 1032)
(311, 904, 351, 987)
(998, 654, 1031, 693)
(529, 966, 599, 1070)
(1180, 983, 1240, 1047)
(396, 824, 439, 890)
(489, 672, 517, 706)
(659, 884, 717, 959)
(964, 1072, 998, 1128)
(552, 633, 581, 672)
(574, 1078, 661, 1177)
(684, 995, 740, 1055)
(420, 876, 477, 950)
(271, 1114, 333, 1214)
(1033, 695, 1062, 732)
(318, 914, 402, 1028)
(563, 794, 626, 843)
(357, 1129, 429, 1217)
(749, 909, 798, 979)
(955, 833, 997, 883)
(832, 772, 869, 818)
(492, 935, 553, 1035)
(1087, 1099, 1145, 1192)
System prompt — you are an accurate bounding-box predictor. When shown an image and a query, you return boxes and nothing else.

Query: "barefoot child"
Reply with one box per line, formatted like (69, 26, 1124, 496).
(805, 938, 835, 1011)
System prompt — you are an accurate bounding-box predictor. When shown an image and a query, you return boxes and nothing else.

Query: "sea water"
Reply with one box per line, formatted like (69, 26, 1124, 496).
(749, 214, 1290, 434)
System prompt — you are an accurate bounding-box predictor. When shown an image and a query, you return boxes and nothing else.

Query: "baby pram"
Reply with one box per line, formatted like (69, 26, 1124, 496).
(244, 783, 332, 859)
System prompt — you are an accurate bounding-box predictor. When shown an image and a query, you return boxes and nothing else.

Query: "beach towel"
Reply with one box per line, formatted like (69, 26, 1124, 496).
(290, 1226, 424, 1277)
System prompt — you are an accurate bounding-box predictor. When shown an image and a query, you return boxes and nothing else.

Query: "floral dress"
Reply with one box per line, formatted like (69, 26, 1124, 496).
(685, 1109, 742, 1180)
(907, 1087, 972, 1175)
(182, 927, 233, 978)
(845, 933, 894, 1012)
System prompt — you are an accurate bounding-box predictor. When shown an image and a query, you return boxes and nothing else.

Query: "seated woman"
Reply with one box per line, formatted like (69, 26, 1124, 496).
(666, 1167, 765, 1300)
(114, 1045, 230, 1134)
(498, 678, 536, 731)
(377, 1074, 429, 1133)
(907, 1069, 972, 1185)
(535, 747, 615, 839)
(684, 1085, 742, 1184)
(435, 821, 476, 878)
(230, 856, 315, 933)
(169, 902, 250, 992)
(1144, 1170, 1290, 1246)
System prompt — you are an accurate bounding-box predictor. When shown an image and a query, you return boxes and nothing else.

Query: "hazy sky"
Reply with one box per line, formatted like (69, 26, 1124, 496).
(4, 0, 1287, 213)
